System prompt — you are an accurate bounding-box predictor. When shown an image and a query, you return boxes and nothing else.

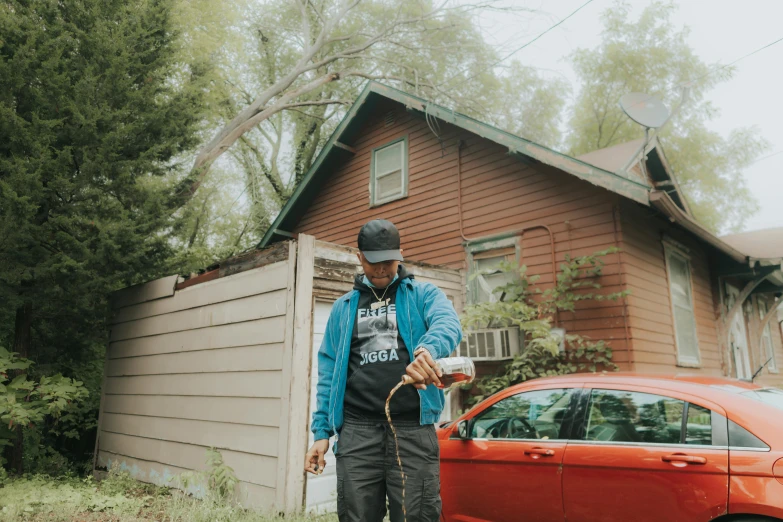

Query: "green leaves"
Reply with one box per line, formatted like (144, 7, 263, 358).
(566, 1, 769, 233)
(0, 347, 88, 452)
(462, 249, 622, 405)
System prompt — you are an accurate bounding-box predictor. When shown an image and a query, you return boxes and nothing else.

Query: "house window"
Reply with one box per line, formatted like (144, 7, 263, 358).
(467, 238, 518, 304)
(371, 137, 408, 206)
(664, 245, 701, 366)
(758, 300, 778, 373)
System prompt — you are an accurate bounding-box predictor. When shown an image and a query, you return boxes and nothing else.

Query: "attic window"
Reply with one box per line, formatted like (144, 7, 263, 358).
(370, 136, 408, 206)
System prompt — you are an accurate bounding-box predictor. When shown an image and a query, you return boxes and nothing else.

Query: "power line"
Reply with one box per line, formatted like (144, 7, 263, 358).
(439, 0, 597, 89)
(748, 149, 783, 167)
(681, 35, 783, 88)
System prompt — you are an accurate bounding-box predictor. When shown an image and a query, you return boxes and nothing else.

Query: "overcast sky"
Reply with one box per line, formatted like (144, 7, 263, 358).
(475, 0, 783, 233)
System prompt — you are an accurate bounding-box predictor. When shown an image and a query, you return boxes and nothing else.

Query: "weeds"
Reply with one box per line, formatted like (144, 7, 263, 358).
(0, 451, 338, 522)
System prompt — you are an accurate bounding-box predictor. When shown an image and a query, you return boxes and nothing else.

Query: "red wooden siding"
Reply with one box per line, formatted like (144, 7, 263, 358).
(294, 99, 632, 369)
(617, 201, 722, 375)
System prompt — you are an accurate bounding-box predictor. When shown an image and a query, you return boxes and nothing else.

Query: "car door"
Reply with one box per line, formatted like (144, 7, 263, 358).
(562, 385, 730, 522)
(440, 386, 579, 522)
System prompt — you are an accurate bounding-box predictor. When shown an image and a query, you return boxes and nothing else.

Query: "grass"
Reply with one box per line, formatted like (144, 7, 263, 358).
(0, 471, 339, 522)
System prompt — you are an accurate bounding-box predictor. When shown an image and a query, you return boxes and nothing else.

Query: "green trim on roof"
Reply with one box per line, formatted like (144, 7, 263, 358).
(259, 82, 651, 248)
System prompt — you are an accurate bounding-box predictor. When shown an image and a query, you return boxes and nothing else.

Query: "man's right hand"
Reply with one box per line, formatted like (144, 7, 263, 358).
(305, 439, 329, 475)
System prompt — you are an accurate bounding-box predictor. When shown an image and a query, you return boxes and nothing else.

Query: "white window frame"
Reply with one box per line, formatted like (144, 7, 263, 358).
(466, 236, 520, 305)
(663, 243, 701, 367)
(370, 136, 408, 206)
(758, 299, 778, 373)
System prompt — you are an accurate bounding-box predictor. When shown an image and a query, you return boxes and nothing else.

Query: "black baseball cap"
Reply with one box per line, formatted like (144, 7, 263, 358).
(357, 219, 404, 263)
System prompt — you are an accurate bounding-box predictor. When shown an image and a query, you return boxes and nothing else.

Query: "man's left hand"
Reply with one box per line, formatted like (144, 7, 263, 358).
(405, 350, 442, 390)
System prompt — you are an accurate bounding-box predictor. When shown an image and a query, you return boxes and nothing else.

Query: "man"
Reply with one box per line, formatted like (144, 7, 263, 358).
(304, 219, 462, 522)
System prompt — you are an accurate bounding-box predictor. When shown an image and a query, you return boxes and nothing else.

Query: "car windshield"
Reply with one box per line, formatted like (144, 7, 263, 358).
(740, 388, 783, 411)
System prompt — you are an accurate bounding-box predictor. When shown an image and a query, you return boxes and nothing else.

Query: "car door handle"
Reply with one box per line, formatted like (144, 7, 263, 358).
(524, 447, 555, 457)
(662, 454, 707, 465)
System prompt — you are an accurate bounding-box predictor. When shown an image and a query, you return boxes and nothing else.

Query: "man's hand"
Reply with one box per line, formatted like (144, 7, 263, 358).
(405, 349, 442, 390)
(305, 439, 329, 475)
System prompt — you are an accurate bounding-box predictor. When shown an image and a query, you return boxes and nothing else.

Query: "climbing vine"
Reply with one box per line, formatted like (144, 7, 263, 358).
(462, 248, 628, 404)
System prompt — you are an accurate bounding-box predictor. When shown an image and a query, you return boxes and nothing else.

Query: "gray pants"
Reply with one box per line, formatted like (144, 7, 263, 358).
(336, 418, 441, 522)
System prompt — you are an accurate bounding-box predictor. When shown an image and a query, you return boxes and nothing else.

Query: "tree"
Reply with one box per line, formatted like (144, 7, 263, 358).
(172, 0, 564, 207)
(166, 0, 568, 255)
(0, 0, 210, 471)
(565, 1, 769, 233)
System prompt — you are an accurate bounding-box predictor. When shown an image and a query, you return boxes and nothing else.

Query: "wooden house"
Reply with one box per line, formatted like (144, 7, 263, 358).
(95, 81, 783, 514)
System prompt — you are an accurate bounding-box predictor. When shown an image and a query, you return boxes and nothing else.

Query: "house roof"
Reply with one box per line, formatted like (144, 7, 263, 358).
(577, 137, 692, 215)
(577, 139, 646, 173)
(259, 82, 650, 247)
(256, 82, 779, 279)
(722, 228, 783, 261)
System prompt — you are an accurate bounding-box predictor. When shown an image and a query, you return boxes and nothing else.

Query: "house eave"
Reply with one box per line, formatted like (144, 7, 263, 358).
(650, 191, 783, 274)
(258, 81, 651, 248)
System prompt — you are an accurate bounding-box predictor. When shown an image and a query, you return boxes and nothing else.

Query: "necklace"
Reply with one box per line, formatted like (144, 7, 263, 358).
(369, 283, 391, 310)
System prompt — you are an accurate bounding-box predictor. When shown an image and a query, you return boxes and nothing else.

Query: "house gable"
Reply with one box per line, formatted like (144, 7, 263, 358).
(259, 82, 651, 248)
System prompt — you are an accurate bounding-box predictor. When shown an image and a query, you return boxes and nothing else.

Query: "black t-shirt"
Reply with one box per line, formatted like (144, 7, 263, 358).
(343, 267, 421, 421)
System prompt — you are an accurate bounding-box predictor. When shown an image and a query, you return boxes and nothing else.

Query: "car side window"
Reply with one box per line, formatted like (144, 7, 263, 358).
(470, 388, 575, 440)
(685, 403, 712, 445)
(586, 389, 684, 444)
(728, 420, 769, 449)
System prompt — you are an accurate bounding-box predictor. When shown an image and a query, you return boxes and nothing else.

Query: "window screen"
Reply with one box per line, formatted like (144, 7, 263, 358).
(371, 140, 406, 204)
(666, 249, 700, 365)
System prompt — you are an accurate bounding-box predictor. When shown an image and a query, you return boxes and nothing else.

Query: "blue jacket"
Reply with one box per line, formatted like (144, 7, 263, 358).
(311, 276, 462, 446)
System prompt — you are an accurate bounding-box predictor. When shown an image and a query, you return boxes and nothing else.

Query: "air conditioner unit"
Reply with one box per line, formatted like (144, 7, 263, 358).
(456, 327, 520, 361)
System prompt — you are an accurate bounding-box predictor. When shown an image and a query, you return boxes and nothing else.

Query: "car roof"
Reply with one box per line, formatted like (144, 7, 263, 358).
(521, 372, 765, 393)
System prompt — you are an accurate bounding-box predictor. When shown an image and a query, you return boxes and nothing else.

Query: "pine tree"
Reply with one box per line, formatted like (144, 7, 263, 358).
(0, 0, 210, 471)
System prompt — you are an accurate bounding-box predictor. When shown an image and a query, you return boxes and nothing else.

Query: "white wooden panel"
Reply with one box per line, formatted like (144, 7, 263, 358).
(306, 300, 338, 514)
(104, 371, 282, 398)
(111, 275, 178, 310)
(108, 316, 286, 359)
(282, 235, 314, 511)
(102, 395, 281, 427)
(112, 262, 289, 324)
(101, 413, 278, 456)
(97, 451, 276, 510)
(100, 431, 276, 488)
(275, 240, 298, 508)
(107, 345, 283, 376)
(110, 290, 287, 342)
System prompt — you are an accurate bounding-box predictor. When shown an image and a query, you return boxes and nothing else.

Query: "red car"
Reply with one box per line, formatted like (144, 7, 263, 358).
(437, 373, 783, 522)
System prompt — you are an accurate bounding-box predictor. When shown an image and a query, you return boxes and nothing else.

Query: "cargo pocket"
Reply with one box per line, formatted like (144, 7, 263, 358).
(419, 478, 442, 522)
(336, 477, 346, 519)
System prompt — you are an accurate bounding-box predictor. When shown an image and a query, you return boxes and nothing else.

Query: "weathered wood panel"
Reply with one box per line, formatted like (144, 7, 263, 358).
(106, 344, 284, 376)
(96, 451, 276, 509)
(102, 395, 281, 427)
(99, 431, 277, 488)
(98, 244, 298, 511)
(111, 275, 179, 310)
(108, 316, 286, 359)
(101, 413, 278, 457)
(104, 371, 282, 398)
(110, 290, 288, 342)
(112, 262, 289, 325)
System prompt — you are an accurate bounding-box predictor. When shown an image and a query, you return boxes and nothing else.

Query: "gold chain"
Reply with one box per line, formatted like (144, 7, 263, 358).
(369, 283, 390, 304)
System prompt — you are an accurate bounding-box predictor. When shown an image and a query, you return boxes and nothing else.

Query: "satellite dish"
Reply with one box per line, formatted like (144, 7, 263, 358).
(619, 93, 670, 129)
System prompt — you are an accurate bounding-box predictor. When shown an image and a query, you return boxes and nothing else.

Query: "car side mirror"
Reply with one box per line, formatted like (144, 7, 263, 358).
(455, 419, 471, 440)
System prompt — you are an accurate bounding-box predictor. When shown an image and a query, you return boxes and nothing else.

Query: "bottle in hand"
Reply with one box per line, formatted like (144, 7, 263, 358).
(403, 356, 475, 389)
